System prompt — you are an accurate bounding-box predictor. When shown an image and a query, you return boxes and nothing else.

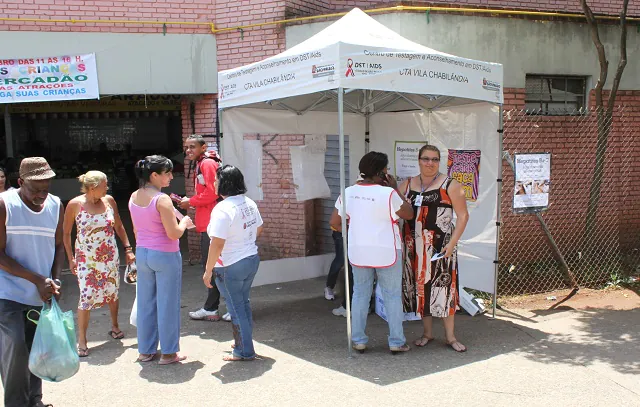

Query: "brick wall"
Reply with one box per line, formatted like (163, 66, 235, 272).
(244, 134, 308, 260)
(0, 0, 635, 35)
(499, 88, 640, 291)
(181, 94, 217, 263)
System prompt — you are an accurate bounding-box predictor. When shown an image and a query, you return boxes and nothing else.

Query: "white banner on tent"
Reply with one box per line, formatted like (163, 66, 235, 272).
(218, 9, 503, 109)
(340, 44, 503, 104)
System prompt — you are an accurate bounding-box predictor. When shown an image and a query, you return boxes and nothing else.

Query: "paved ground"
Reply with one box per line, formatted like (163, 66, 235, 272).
(3, 266, 639, 407)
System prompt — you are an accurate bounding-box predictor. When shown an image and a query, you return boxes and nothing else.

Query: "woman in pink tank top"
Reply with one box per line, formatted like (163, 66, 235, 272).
(128, 155, 193, 365)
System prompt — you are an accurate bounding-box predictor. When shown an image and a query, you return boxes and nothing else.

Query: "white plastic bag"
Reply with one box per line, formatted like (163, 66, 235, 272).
(130, 290, 137, 327)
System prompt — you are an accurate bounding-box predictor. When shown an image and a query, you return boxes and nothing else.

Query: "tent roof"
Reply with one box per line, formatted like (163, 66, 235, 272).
(218, 8, 504, 110)
(277, 8, 455, 59)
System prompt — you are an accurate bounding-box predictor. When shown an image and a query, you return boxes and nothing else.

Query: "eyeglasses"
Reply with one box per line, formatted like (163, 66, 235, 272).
(419, 157, 440, 163)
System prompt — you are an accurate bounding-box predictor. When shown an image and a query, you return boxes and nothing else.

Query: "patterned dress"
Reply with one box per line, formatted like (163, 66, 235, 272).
(75, 204, 120, 310)
(402, 177, 460, 318)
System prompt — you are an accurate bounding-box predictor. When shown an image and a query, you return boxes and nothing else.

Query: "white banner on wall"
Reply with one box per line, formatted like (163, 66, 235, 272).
(513, 152, 551, 214)
(0, 53, 99, 104)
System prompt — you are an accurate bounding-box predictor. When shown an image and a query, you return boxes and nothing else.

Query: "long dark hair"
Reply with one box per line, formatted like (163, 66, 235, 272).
(134, 155, 173, 185)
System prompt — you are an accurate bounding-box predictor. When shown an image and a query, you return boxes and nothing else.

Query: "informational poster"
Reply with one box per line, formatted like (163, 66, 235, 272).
(513, 152, 551, 213)
(394, 141, 424, 181)
(0, 53, 99, 104)
(447, 149, 481, 202)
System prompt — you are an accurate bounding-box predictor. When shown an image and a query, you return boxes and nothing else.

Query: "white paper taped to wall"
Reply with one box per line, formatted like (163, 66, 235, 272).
(290, 136, 331, 201)
(243, 139, 264, 201)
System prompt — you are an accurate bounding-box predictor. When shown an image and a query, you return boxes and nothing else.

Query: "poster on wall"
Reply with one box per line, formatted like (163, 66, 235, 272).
(394, 141, 424, 181)
(447, 149, 481, 202)
(513, 152, 551, 214)
(0, 53, 99, 104)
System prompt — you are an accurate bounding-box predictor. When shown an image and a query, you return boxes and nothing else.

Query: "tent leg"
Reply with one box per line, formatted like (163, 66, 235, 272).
(492, 105, 504, 320)
(338, 87, 352, 357)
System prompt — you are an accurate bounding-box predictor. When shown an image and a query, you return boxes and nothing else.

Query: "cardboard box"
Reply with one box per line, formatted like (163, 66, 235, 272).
(458, 287, 486, 316)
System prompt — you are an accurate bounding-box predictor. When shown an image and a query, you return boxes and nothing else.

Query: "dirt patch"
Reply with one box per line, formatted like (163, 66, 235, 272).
(500, 286, 640, 311)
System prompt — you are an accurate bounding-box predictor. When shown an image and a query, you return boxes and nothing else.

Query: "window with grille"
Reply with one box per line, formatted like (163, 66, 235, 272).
(525, 75, 588, 115)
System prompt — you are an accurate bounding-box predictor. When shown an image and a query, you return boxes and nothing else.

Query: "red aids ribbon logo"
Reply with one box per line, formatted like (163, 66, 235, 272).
(219, 85, 225, 99)
(345, 58, 355, 77)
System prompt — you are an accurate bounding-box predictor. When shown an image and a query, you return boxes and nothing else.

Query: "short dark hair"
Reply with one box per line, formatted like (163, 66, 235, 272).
(134, 155, 173, 184)
(419, 144, 440, 159)
(216, 165, 247, 197)
(358, 151, 389, 178)
(186, 135, 206, 147)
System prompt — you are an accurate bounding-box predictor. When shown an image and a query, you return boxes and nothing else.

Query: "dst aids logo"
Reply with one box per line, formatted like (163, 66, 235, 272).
(218, 83, 237, 100)
(345, 58, 383, 77)
(482, 78, 501, 92)
(345, 59, 355, 77)
(312, 64, 335, 78)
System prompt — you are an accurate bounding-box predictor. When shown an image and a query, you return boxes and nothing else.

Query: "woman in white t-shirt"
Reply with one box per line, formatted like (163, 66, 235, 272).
(330, 152, 414, 354)
(203, 165, 263, 361)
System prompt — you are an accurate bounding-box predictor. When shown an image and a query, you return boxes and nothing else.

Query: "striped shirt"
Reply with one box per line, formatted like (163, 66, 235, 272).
(0, 189, 60, 306)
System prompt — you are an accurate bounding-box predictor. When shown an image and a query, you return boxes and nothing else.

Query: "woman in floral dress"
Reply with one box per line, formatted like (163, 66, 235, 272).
(63, 171, 135, 357)
(399, 145, 469, 352)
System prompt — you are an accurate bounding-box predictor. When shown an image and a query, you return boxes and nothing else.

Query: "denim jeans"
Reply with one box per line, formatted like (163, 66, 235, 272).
(215, 254, 260, 359)
(136, 248, 182, 355)
(0, 299, 42, 407)
(201, 232, 221, 312)
(351, 250, 406, 348)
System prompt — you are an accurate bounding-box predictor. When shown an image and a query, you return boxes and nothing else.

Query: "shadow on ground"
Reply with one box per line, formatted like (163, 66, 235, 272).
(58, 270, 639, 386)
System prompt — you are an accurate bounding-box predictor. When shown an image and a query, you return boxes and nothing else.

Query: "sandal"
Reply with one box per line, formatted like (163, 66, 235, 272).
(389, 344, 411, 354)
(136, 354, 156, 363)
(414, 336, 435, 347)
(158, 354, 187, 365)
(77, 347, 89, 357)
(223, 354, 255, 362)
(447, 340, 467, 353)
(108, 330, 125, 340)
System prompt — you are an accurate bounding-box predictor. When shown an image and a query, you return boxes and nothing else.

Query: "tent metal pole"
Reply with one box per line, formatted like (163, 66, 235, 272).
(338, 87, 352, 357)
(492, 104, 504, 319)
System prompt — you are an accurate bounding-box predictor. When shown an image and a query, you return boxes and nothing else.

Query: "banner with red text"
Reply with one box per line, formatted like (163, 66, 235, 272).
(0, 53, 99, 104)
(447, 149, 481, 202)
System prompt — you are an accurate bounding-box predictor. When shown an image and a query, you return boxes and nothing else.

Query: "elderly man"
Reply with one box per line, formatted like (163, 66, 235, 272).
(0, 157, 64, 407)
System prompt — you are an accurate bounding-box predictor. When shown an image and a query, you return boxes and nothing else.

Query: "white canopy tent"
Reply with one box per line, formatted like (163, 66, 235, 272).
(217, 8, 504, 352)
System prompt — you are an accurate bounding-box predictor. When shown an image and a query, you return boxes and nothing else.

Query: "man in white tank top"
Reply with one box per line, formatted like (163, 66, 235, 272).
(0, 157, 64, 407)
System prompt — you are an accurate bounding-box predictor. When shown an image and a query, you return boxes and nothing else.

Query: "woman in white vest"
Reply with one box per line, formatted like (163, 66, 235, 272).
(330, 152, 414, 354)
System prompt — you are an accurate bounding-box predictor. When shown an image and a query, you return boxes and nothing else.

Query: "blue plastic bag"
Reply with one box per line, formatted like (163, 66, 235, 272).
(28, 298, 80, 382)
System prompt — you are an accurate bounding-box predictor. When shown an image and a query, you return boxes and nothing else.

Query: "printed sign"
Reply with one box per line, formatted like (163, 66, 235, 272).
(513, 152, 551, 213)
(394, 141, 424, 181)
(0, 53, 99, 104)
(447, 149, 481, 202)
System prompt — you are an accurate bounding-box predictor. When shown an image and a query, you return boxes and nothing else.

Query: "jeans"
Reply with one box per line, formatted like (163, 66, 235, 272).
(215, 254, 260, 359)
(0, 299, 42, 407)
(136, 248, 182, 355)
(326, 231, 346, 289)
(201, 232, 221, 312)
(326, 231, 354, 309)
(351, 250, 406, 348)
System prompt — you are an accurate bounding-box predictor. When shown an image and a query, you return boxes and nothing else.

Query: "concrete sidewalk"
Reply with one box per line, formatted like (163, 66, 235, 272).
(3, 266, 639, 407)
